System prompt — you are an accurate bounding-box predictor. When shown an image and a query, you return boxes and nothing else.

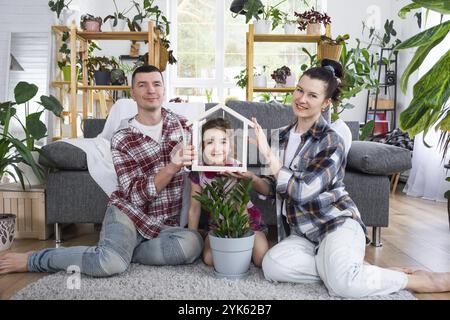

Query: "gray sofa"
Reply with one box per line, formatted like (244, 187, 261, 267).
(40, 100, 412, 246)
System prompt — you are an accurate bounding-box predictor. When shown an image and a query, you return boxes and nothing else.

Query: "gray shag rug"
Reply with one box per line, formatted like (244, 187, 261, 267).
(12, 261, 416, 300)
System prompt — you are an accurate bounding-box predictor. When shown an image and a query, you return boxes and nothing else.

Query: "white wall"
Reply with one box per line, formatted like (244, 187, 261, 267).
(328, 0, 420, 124)
(0, 0, 53, 101)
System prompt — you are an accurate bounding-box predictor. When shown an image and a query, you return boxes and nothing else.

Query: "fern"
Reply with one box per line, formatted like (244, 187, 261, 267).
(193, 176, 253, 238)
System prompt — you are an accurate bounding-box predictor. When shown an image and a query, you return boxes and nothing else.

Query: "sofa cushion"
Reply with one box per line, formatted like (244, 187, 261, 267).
(347, 141, 412, 175)
(39, 142, 87, 170)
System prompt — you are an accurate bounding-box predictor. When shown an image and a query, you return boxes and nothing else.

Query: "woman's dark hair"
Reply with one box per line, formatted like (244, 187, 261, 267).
(201, 117, 231, 137)
(302, 59, 344, 103)
(131, 65, 164, 86)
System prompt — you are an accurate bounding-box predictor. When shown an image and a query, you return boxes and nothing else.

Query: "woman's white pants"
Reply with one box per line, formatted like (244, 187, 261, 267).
(262, 218, 408, 298)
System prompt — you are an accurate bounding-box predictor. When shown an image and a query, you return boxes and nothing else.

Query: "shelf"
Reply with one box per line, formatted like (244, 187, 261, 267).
(51, 26, 151, 41)
(51, 81, 70, 88)
(77, 31, 151, 41)
(253, 87, 296, 93)
(253, 34, 321, 43)
(77, 85, 131, 90)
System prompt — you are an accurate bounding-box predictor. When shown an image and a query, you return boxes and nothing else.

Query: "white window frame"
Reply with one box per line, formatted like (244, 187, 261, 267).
(167, 0, 327, 102)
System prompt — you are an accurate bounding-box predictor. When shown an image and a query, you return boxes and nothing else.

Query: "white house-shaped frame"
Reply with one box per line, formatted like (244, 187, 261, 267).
(191, 104, 253, 172)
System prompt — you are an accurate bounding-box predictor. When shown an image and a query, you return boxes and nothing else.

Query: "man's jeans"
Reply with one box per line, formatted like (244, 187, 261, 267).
(28, 206, 203, 277)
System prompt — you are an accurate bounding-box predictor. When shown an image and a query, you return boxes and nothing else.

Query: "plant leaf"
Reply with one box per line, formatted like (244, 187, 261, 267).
(39, 95, 63, 117)
(14, 82, 38, 104)
(395, 20, 450, 50)
(413, 0, 450, 14)
(399, 34, 446, 93)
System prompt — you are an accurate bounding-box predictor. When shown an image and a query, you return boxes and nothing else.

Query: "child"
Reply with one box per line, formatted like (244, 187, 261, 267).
(188, 118, 269, 267)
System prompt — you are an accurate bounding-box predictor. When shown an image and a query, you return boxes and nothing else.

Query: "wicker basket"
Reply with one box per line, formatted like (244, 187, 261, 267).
(318, 43, 343, 61)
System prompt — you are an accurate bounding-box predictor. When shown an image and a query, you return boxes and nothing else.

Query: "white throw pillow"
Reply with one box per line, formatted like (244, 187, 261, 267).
(330, 119, 352, 157)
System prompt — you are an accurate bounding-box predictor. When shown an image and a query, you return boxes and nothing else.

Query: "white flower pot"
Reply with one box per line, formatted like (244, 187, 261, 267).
(254, 75, 267, 88)
(57, 7, 80, 27)
(254, 20, 271, 34)
(284, 23, 297, 34)
(209, 231, 255, 279)
(0, 214, 16, 252)
(109, 19, 126, 32)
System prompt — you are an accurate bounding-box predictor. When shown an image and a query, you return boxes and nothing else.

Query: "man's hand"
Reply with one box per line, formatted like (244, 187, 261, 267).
(170, 143, 196, 171)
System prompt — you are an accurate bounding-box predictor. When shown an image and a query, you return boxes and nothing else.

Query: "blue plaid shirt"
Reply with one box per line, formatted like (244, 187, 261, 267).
(262, 116, 369, 245)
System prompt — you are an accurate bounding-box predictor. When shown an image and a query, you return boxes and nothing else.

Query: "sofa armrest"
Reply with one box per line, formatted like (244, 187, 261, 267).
(39, 142, 88, 170)
(347, 141, 412, 175)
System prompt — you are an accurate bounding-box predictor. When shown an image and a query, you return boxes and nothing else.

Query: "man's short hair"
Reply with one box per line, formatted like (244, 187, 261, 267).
(132, 65, 164, 87)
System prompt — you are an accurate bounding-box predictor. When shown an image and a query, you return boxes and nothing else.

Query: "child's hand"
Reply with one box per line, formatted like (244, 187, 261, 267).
(220, 170, 256, 181)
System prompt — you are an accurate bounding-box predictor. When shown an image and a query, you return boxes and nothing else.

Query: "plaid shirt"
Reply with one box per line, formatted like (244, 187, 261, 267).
(108, 108, 191, 239)
(263, 116, 369, 245)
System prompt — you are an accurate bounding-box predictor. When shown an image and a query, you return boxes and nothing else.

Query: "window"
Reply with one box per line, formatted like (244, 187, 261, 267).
(169, 0, 324, 103)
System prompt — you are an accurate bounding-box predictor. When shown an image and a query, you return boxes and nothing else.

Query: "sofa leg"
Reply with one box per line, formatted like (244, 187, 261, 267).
(371, 227, 382, 247)
(55, 223, 62, 248)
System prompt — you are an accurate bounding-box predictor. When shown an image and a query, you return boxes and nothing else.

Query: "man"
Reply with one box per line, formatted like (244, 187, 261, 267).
(0, 65, 203, 276)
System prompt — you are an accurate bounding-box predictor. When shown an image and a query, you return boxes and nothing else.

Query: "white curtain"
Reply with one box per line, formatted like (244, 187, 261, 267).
(404, 130, 449, 202)
(403, 11, 450, 202)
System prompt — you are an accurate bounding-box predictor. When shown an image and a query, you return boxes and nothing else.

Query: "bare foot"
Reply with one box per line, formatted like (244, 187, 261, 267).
(407, 270, 450, 293)
(0, 251, 33, 274)
(388, 267, 415, 274)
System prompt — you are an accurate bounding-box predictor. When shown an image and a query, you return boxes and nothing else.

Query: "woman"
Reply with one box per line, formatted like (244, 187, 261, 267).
(231, 59, 449, 297)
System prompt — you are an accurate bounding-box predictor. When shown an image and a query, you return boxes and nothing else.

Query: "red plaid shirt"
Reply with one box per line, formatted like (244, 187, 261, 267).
(108, 108, 191, 239)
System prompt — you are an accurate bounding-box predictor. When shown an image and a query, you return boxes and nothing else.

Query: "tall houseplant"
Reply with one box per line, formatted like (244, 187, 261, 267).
(394, 0, 450, 153)
(193, 177, 255, 278)
(0, 82, 63, 188)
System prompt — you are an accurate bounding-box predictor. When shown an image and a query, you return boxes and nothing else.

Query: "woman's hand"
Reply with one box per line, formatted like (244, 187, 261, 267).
(250, 117, 272, 159)
(250, 117, 282, 177)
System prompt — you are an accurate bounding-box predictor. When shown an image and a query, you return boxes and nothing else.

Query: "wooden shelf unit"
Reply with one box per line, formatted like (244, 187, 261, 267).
(246, 24, 330, 101)
(51, 22, 161, 138)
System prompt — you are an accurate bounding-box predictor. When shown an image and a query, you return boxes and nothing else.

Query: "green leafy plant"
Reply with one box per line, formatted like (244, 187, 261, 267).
(362, 19, 402, 50)
(0, 82, 63, 188)
(300, 47, 319, 71)
(193, 177, 253, 238)
(205, 89, 213, 103)
(294, 7, 331, 31)
(271, 65, 291, 85)
(394, 0, 450, 156)
(320, 34, 349, 45)
(80, 14, 103, 31)
(333, 39, 379, 121)
(48, 0, 73, 19)
(237, 0, 287, 29)
(234, 66, 267, 89)
(103, 0, 133, 28)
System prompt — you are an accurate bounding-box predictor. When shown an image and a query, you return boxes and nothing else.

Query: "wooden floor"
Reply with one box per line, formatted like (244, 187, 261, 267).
(1, 183, 449, 300)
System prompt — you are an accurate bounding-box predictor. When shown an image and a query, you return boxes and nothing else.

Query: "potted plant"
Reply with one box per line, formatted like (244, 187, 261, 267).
(283, 14, 298, 34)
(271, 65, 294, 87)
(88, 56, 119, 85)
(254, 65, 268, 87)
(103, 0, 133, 31)
(80, 13, 103, 32)
(394, 0, 449, 153)
(234, 66, 267, 89)
(193, 177, 255, 278)
(48, 0, 77, 25)
(0, 82, 63, 189)
(318, 34, 349, 61)
(294, 7, 331, 35)
(234, 0, 287, 34)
